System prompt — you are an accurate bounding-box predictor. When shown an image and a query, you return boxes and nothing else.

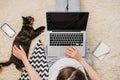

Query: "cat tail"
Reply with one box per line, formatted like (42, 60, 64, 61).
(31, 26, 45, 39)
(0, 60, 12, 71)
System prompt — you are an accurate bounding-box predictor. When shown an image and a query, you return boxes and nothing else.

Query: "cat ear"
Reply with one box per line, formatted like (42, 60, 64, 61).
(22, 16, 25, 19)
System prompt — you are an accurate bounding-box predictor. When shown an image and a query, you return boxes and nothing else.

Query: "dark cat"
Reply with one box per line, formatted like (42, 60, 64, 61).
(0, 16, 45, 71)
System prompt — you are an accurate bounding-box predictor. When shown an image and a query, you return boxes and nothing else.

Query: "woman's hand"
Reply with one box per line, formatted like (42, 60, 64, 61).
(64, 46, 83, 62)
(13, 45, 42, 80)
(12, 45, 27, 61)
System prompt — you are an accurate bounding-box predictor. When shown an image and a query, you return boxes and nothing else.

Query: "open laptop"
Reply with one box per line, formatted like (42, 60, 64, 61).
(46, 12, 89, 57)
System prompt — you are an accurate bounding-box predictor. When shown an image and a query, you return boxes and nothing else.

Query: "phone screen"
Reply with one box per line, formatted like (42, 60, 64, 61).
(1, 23, 16, 38)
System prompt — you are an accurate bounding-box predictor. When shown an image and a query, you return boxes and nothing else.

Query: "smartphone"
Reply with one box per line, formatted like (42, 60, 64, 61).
(0, 23, 16, 38)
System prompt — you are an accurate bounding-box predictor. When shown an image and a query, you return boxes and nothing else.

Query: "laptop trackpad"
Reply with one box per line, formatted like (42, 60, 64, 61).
(48, 46, 85, 57)
(48, 46, 66, 57)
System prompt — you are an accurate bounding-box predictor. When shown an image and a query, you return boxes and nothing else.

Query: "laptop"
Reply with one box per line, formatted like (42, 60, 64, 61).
(46, 12, 89, 57)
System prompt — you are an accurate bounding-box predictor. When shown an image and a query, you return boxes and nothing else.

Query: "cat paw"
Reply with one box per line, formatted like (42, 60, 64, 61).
(31, 26, 45, 39)
(40, 26, 45, 31)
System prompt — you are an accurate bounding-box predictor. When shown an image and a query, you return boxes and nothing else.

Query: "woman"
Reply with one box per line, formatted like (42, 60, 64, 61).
(13, 45, 100, 80)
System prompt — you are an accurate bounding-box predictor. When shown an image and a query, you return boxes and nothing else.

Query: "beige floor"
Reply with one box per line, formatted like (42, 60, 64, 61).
(0, 0, 120, 80)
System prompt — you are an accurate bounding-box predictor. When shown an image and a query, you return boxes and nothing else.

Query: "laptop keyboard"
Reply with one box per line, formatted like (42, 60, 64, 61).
(50, 33, 83, 46)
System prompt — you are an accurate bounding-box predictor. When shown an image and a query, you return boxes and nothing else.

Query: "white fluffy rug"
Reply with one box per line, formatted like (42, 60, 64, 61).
(0, 0, 120, 80)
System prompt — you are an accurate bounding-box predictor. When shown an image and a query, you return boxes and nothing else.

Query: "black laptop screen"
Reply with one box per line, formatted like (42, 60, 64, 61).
(46, 12, 89, 31)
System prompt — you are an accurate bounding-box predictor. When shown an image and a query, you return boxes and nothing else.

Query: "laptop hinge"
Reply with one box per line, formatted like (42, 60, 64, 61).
(51, 30, 83, 32)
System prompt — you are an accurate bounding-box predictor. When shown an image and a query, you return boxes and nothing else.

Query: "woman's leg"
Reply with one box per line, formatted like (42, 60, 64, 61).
(55, 0, 68, 11)
(55, 0, 80, 12)
(84, 42, 92, 65)
(68, 0, 80, 12)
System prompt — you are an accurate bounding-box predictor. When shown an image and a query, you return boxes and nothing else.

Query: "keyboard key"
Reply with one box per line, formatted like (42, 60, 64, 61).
(50, 33, 83, 46)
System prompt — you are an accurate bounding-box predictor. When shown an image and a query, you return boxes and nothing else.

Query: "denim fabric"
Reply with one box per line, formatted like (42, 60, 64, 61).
(55, 0, 80, 12)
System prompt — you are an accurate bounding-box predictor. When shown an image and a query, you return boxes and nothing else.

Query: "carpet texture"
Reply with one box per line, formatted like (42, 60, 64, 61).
(0, 0, 120, 80)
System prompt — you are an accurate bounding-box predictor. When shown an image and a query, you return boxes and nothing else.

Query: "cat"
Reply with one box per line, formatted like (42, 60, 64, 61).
(0, 16, 45, 72)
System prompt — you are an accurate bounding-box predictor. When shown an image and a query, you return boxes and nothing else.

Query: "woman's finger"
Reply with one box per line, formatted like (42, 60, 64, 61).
(13, 45, 20, 51)
(64, 49, 73, 57)
(12, 47, 18, 57)
(72, 46, 77, 50)
(66, 47, 74, 52)
(19, 45, 24, 51)
(13, 46, 17, 53)
(12, 47, 15, 54)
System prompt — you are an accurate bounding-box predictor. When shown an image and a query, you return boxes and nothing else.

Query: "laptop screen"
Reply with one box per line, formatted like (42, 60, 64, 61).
(46, 12, 89, 31)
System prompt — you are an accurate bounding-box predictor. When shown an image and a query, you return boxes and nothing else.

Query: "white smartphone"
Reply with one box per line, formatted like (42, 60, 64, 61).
(0, 23, 16, 38)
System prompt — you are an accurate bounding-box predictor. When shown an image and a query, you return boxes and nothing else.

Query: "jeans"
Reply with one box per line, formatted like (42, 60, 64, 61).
(55, 0, 80, 12)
